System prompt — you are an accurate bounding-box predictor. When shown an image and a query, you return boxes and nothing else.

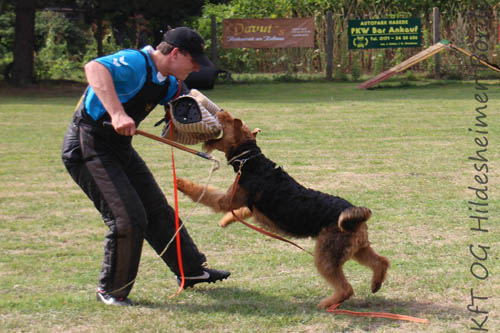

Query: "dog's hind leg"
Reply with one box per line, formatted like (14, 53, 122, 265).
(353, 246, 390, 293)
(316, 265, 354, 309)
(314, 233, 354, 309)
(219, 207, 252, 227)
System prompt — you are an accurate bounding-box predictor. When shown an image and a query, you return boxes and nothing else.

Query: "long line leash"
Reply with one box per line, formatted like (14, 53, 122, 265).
(327, 303, 428, 323)
(168, 123, 185, 297)
(158, 155, 219, 298)
(166, 124, 223, 298)
(140, 135, 428, 322)
(133, 124, 427, 320)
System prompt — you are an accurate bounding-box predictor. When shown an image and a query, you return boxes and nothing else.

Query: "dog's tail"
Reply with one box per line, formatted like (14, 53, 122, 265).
(338, 206, 372, 232)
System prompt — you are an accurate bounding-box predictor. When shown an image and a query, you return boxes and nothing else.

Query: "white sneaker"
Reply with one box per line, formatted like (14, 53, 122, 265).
(96, 291, 135, 306)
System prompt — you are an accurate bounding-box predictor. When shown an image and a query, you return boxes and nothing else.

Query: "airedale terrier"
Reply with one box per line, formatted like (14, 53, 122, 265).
(177, 111, 390, 309)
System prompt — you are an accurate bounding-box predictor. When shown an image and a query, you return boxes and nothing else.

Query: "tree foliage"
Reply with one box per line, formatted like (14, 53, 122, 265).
(0, 9, 14, 63)
(2, 0, 212, 84)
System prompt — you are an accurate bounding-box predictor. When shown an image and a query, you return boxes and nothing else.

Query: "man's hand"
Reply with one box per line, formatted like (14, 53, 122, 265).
(112, 113, 136, 136)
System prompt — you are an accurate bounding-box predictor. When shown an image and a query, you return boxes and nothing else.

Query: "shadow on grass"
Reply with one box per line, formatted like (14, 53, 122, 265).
(367, 80, 465, 90)
(139, 286, 317, 315)
(138, 286, 463, 329)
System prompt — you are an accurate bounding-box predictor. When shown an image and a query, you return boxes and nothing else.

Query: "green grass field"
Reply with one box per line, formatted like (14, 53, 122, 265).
(0, 80, 499, 332)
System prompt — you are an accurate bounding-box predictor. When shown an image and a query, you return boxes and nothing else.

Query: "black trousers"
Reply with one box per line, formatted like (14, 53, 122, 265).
(61, 119, 206, 298)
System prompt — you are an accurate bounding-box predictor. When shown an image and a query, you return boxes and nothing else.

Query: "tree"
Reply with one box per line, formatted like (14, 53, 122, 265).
(78, 0, 127, 57)
(8, 0, 74, 85)
(11, 0, 36, 86)
(134, 0, 205, 45)
(78, 0, 206, 55)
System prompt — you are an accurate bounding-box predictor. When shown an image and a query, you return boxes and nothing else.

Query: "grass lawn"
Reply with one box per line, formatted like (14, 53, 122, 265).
(0, 79, 499, 332)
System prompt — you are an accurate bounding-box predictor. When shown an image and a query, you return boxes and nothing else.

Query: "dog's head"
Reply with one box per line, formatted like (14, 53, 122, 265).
(203, 111, 260, 155)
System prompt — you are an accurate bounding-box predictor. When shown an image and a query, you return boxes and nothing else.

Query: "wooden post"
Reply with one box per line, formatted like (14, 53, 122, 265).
(211, 15, 218, 68)
(326, 11, 333, 80)
(433, 7, 440, 78)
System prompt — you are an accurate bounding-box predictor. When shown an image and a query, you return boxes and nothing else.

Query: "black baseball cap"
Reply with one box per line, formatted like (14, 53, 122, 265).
(164, 27, 213, 67)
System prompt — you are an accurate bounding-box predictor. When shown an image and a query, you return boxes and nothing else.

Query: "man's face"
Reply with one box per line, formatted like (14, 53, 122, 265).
(171, 48, 200, 80)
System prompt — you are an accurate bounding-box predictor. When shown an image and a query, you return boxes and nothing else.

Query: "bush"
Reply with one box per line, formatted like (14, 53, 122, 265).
(0, 11, 14, 59)
(373, 51, 385, 75)
(82, 32, 122, 64)
(0, 10, 15, 80)
(33, 10, 124, 81)
(351, 56, 361, 81)
(34, 11, 92, 81)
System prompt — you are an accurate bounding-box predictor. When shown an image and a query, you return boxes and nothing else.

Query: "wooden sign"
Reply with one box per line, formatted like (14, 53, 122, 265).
(222, 18, 314, 49)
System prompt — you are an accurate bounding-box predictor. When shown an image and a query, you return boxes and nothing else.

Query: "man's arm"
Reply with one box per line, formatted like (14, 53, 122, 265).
(84, 61, 136, 136)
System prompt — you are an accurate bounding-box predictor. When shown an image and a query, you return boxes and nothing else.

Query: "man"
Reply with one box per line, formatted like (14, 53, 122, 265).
(61, 27, 229, 306)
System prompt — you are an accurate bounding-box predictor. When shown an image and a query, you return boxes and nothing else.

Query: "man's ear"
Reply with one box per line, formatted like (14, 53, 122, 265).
(170, 47, 181, 58)
(252, 128, 261, 138)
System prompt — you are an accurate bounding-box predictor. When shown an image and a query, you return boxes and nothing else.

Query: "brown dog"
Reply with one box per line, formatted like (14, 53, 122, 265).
(177, 111, 389, 309)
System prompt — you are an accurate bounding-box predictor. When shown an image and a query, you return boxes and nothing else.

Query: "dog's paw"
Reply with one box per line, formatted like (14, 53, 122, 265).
(176, 177, 192, 193)
(372, 282, 382, 293)
(371, 257, 389, 293)
(318, 297, 343, 310)
(317, 298, 334, 310)
(218, 220, 229, 228)
(317, 292, 353, 310)
(218, 212, 236, 228)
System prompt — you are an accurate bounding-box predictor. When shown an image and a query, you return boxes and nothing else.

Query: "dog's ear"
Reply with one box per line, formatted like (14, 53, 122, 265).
(252, 128, 261, 138)
(233, 119, 244, 143)
(234, 118, 243, 130)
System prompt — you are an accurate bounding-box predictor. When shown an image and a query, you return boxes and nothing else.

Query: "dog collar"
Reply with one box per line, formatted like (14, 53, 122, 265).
(227, 150, 262, 173)
(227, 150, 251, 165)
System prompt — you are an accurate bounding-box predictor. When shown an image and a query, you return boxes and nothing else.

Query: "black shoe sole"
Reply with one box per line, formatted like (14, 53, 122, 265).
(179, 273, 230, 288)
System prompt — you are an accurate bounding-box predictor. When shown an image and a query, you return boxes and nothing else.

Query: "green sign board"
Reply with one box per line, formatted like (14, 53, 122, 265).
(348, 18, 422, 49)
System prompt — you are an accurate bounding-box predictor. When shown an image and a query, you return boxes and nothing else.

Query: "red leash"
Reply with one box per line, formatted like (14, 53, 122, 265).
(169, 124, 185, 298)
(327, 303, 428, 323)
(229, 171, 312, 256)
